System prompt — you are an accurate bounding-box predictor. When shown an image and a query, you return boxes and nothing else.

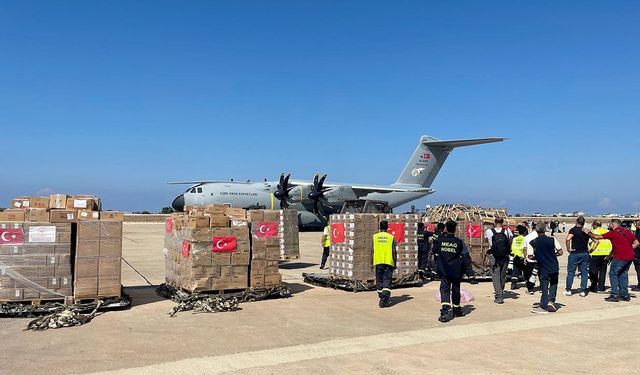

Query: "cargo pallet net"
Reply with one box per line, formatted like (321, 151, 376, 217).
(156, 283, 291, 317)
(302, 271, 423, 292)
(0, 293, 131, 331)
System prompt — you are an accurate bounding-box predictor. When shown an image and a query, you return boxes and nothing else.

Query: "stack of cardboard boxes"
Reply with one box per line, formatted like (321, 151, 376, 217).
(165, 205, 251, 292)
(74, 220, 123, 300)
(0, 222, 73, 301)
(246, 210, 286, 289)
(329, 213, 420, 281)
(164, 206, 293, 292)
(0, 194, 124, 303)
(278, 209, 300, 259)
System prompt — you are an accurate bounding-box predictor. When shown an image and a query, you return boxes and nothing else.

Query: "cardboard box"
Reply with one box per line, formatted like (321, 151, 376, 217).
(224, 207, 247, 220)
(187, 216, 210, 229)
(76, 239, 100, 257)
(26, 209, 49, 223)
(0, 210, 26, 222)
(49, 194, 69, 209)
(77, 221, 101, 239)
(100, 238, 123, 257)
(264, 274, 282, 286)
(100, 211, 124, 222)
(207, 204, 230, 215)
(75, 257, 99, 277)
(98, 275, 121, 297)
(212, 253, 231, 265)
(100, 221, 122, 239)
(10, 197, 30, 209)
(78, 209, 100, 220)
(209, 214, 229, 227)
(98, 257, 121, 277)
(74, 277, 98, 299)
(49, 210, 77, 223)
(66, 196, 101, 211)
(28, 197, 49, 209)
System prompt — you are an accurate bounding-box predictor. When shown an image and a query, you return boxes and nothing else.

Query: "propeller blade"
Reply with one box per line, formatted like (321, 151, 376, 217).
(318, 174, 327, 189)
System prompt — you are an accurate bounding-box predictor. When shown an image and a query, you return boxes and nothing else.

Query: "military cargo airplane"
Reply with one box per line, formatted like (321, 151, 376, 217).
(170, 135, 504, 228)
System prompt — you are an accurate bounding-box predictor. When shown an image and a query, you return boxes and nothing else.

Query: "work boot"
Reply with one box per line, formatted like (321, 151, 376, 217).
(494, 295, 504, 304)
(604, 295, 619, 302)
(379, 298, 385, 308)
(453, 307, 465, 317)
(511, 280, 519, 290)
(438, 308, 454, 323)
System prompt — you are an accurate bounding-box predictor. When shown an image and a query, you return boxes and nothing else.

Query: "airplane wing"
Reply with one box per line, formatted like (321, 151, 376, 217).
(289, 179, 432, 197)
(167, 180, 253, 185)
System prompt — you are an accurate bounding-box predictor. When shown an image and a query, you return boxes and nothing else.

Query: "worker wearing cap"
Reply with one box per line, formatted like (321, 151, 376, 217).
(588, 221, 612, 293)
(372, 221, 397, 308)
(319, 224, 331, 269)
(434, 220, 470, 323)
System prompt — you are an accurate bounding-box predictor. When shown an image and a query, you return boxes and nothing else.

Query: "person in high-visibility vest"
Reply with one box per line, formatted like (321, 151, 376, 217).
(509, 225, 528, 290)
(372, 220, 397, 308)
(319, 224, 331, 269)
(588, 220, 612, 293)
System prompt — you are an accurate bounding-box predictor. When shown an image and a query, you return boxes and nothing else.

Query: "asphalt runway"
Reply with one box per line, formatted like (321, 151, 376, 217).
(1, 223, 639, 374)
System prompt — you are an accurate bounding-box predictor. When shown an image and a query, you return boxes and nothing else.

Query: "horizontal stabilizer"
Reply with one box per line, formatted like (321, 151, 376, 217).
(422, 137, 505, 148)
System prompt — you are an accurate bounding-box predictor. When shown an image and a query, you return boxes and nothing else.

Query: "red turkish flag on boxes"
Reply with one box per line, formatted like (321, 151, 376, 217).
(466, 224, 482, 238)
(255, 222, 277, 238)
(0, 228, 24, 245)
(165, 218, 173, 233)
(330, 223, 345, 244)
(181, 241, 190, 258)
(387, 223, 405, 244)
(212, 236, 237, 253)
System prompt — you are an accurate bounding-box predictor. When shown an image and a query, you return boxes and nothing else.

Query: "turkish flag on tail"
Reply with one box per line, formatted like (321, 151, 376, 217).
(212, 236, 237, 253)
(0, 228, 24, 245)
(387, 223, 405, 244)
(255, 222, 278, 238)
(331, 223, 345, 244)
(466, 225, 482, 238)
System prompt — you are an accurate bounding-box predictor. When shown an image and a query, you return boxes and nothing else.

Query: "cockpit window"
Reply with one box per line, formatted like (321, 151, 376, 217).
(189, 188, 196, 193)
(197, 187, 203, 193)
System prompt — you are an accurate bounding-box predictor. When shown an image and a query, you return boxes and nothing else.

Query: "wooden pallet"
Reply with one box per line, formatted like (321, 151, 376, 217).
(279, 255, 300, 261)
(0, 297, 73, 306)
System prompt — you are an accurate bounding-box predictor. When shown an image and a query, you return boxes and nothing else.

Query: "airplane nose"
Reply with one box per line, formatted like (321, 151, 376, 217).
(171, 194, 185, 212)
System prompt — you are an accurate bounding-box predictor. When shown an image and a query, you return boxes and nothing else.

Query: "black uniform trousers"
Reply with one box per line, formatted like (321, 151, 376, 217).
(589, 255, 608, 292)
(439, 278, 461, 310)
(418, 247, 429, 271)
(376, 264, 393, 303)
(320, 246, 330, 268)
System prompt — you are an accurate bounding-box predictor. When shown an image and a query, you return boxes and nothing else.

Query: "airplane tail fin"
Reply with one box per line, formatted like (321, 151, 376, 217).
(394, 135, 504, 187)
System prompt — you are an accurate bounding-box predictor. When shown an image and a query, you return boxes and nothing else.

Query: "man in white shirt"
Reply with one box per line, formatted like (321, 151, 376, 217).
(485, 218, 513, 304)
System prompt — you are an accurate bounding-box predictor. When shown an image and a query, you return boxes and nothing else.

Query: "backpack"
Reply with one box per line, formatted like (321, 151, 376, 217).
(490, 228, 511, 259)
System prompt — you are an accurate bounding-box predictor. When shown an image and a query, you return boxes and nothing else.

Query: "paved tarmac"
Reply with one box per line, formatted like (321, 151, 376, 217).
(1, 223, 639, 375)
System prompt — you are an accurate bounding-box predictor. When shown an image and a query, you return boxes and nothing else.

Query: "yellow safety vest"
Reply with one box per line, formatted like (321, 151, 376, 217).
(591, 227, 612, 256)
(511, 235, 526, 258)
(323, 226, 331, 247)
(373, 232, 395, 266)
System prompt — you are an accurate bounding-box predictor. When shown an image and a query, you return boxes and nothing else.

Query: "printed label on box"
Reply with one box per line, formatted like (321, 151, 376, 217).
(29, 226, 56, 243)
(74, 199, 88, 208)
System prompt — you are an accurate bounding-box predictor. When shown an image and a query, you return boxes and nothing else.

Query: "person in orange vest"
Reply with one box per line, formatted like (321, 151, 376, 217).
(372, 220, 397, 308)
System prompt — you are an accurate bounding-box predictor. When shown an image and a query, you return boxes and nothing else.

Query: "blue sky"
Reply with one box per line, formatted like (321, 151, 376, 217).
(1, 1, 638, 214)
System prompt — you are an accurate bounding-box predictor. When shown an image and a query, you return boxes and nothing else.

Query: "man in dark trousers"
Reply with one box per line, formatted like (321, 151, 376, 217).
(372, 221, 397, 308)
(428, 222, 446, 278)
(565, 216, 590, 297)
(319, 224, 331, 269)
(530, 223, 563, 314)
(434, 220, 471, 323)
(416, 222, 433, 278)
(586, 219, 640, 302)
(485, 218, 513, 304)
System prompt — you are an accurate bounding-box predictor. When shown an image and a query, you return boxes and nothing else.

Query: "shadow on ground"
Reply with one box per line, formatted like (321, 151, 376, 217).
(125, 285, 167, 307)
(279, 262, 317, 270)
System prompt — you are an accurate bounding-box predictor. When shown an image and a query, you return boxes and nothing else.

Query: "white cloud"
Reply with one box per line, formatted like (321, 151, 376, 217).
(36, 187, 53, 196)
(598, 197, 612, 208)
